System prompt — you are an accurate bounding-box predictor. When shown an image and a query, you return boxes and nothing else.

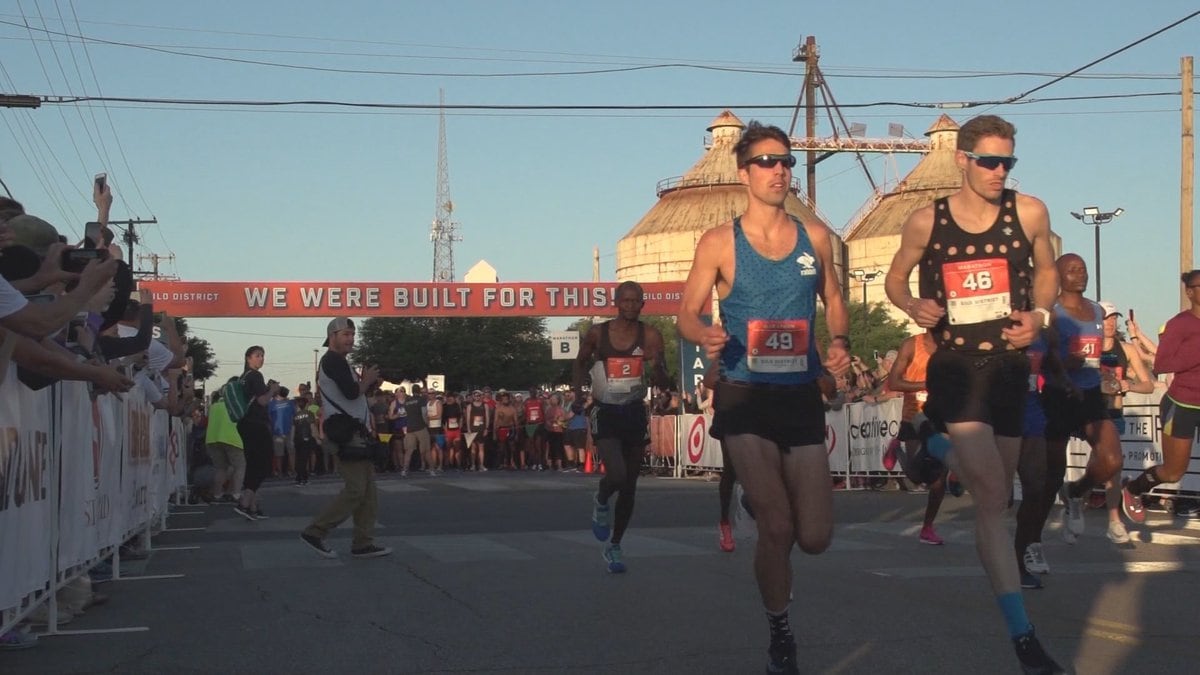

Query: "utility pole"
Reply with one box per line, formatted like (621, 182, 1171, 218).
(792, 36, 820, 205)
(1183, 55, 1194, 310)
(109, 217, 159, 271)
(137, 253, 177, 280)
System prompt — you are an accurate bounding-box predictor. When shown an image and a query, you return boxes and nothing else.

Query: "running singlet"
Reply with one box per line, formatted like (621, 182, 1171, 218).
(917, 189, 1034, 355)
(1052, 301, 1103, 390)
(442, 403, 461, 430)
(590, 322, 649, 405)
(1027, 334, 1047, 393)
(467, 403, 487, 433)
(718, 216, 821, 385)
(901, 336, 933, 421)
(524, 398, 543, 424)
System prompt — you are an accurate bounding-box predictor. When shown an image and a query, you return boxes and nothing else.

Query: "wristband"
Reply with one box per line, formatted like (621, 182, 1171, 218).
(1032, 307, 1051, 329)
(831, 334, 851, 350)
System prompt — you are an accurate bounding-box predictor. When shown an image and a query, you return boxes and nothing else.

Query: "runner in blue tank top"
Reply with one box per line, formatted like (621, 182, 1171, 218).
(678, 121, 850, 675)
(1040, 253, 1139, 549)
(884, 114, 1064, 673)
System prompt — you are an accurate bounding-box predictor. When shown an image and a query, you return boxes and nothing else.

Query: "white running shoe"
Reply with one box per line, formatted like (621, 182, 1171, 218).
(1060, 509, 1078, 545)
(1106, 520, 1131, 545)
(1023, 543, 1049, 574)
(1059, 483, 1085, 535)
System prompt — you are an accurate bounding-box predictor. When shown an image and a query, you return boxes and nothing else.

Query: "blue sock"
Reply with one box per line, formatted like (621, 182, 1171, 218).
(925, 433, 952, 462)
(996, 592, 1032, 638)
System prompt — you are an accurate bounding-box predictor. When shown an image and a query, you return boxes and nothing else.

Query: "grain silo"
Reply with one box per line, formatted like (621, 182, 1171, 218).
(616, 111, 844, 284)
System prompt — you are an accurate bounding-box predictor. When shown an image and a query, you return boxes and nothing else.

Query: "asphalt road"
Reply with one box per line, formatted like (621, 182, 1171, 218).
(6, 470, 1200, 674)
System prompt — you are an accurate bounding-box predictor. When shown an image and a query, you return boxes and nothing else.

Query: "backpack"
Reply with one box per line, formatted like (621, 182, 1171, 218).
(221, 376, 250, 423)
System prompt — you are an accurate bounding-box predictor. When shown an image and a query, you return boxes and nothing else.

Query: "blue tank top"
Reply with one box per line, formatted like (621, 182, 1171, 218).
(719, 217, 822, 385)
(1052, 301, 1103, 389)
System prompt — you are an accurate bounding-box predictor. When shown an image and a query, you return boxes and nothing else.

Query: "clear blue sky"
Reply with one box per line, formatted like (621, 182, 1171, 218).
(1, 0, 1197, 389)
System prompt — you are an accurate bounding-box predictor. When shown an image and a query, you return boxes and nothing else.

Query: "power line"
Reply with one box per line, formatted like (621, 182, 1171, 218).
(990, 9, 1200, 108)
(34, 90, 1185, 112)
(0, 20, 803, 79)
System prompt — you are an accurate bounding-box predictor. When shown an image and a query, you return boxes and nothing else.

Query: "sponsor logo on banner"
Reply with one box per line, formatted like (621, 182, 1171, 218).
(687, 416, 706, 464)
(826, 423, 837, 457)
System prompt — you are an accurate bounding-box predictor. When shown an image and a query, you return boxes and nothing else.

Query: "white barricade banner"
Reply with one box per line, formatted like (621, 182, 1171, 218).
(847, 398, 903, 473)
(123, 388, 154, 538)
(678, 414, 723, 469)
(0, 376, 54, 609)
(149, 410, 182, 518)
(825, 406, 849, 474)
(57, 385, 124, 571)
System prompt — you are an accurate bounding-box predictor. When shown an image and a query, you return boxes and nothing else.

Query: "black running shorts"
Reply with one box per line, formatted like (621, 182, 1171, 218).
(924, 350, 1028, 438)
(710, 379, 825, 450)
(1042, 385, 1107, 442)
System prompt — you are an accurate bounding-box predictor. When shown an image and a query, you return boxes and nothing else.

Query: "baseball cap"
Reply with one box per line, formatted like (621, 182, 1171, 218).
(322, 317, 354, 347)
(5, 214, 60, 256)
(1099, 301, 1122, 318)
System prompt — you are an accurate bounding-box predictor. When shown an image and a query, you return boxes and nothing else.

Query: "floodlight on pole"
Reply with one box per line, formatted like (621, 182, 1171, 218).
(1069, 206, 1124, 301)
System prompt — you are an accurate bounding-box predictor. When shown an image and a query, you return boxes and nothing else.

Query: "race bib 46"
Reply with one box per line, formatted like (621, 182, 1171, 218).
(943, 258, 1012, 325)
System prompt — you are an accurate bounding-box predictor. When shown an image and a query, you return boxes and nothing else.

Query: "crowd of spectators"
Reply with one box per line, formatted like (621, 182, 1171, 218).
(1, 184, 200, 650)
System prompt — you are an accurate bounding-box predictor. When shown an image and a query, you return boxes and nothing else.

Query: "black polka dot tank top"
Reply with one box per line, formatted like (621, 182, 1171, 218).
(917, 189, 1034, 356)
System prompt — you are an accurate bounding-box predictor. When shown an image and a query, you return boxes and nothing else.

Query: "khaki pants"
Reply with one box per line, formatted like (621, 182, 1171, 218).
(303, 456, 378, 550)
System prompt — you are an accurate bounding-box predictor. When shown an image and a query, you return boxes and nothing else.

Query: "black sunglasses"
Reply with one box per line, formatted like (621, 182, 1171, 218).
(743, 153, 796, 169)
(964, 152, 1018, 172)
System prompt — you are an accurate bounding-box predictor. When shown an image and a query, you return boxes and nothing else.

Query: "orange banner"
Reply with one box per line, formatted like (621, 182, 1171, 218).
(138, 281, 696, 318)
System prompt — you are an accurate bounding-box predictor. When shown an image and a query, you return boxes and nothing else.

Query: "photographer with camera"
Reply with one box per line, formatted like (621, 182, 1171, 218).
(0, 213, 118, 340)
(300, 318, 391, 559)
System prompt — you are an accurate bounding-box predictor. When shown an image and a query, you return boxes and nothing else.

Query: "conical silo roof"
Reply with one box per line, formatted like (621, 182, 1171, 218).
(617, 111, 837, 283)
(844, 114, 962, 241)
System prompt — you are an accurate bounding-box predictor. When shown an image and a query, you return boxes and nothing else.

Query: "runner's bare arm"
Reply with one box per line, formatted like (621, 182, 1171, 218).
(1003, 195, 1057, 348)
(572, 325, 600, 396)
(808, 222, 848, 339)
(644, 324, 672, 391)
(1020, 195, 1059, 313)
(677, 225, 730, 360)
(808, 221, 850, 377)
(885, 205, 944, 328)
(885, 336, 922, 392)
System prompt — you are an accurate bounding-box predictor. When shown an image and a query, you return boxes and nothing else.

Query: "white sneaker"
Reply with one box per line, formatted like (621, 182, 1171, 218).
(1106, 521, 1131, 545)
(1023, 543, 1050, 574)
(1060, 510, 1078, 545)
(1060, 484, 1085, 535)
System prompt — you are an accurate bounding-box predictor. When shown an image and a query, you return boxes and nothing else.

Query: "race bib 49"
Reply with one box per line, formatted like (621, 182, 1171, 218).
(747, 319, 809, 373)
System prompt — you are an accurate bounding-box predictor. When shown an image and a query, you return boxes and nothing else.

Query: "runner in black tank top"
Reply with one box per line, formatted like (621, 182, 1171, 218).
(573, 281, 669, 575)
(885, 115, 1064, 673)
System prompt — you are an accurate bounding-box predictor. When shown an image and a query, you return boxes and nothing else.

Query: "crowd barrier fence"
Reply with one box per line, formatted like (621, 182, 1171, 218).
(1, 375, 186, 636)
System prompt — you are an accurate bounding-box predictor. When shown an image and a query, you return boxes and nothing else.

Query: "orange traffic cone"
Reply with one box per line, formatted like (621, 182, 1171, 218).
(583, 451, 594, 474)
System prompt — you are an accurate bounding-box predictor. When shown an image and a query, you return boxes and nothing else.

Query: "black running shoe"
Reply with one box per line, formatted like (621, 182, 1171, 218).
(1013, 630, 1066, 674)
(766, 639, 799, 675)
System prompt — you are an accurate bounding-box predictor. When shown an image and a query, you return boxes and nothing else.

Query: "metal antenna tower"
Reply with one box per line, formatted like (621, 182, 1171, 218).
(430, 89, 460, 282)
